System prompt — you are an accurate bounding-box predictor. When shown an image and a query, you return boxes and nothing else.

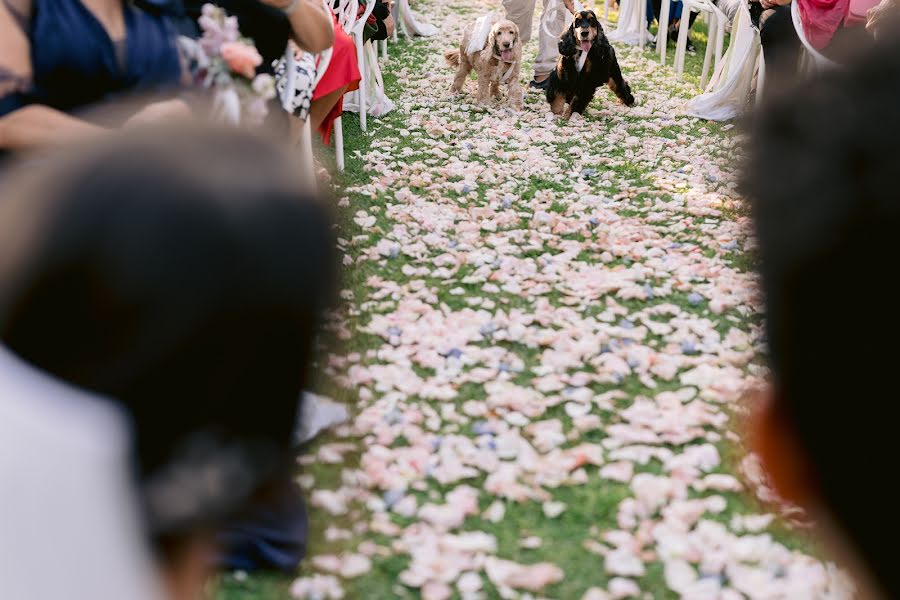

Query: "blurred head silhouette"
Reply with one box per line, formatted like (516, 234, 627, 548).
(745, 32, 900, 599)
(0, 125, 335, 600)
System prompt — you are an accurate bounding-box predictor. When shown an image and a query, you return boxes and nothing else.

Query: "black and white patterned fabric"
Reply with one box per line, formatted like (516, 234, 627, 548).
(274, 51, 318, 122)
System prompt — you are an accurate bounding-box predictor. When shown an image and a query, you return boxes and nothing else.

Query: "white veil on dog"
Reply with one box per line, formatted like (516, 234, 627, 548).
(466, 13, 499, 55)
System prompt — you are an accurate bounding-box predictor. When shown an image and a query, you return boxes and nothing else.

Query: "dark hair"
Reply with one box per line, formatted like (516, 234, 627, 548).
(0, 126, 336, 539)
(743, 34, 900, 597)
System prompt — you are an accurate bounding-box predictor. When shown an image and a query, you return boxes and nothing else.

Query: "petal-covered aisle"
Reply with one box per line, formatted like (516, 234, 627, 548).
(228, 1, 855, 598)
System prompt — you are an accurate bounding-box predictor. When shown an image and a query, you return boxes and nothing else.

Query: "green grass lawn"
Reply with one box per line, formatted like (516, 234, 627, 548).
(214, 4, 830, 600)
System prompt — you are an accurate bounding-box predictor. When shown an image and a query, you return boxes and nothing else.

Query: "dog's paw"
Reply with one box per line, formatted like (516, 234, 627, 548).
(623, 91, 636, 107)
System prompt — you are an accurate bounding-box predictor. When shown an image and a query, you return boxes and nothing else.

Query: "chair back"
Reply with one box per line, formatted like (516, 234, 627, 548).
(336, 0, 377, 33)
(281, 0, 336, 111)
(791, 0, 838, 69)
(335, 0, 360, 31)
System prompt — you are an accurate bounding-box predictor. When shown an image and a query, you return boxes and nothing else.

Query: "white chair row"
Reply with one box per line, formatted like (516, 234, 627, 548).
(336, 0, 378, 134)
(287, 0, 402, 180)
(679, 0, 726, 85)
(683, 0, 845, 120)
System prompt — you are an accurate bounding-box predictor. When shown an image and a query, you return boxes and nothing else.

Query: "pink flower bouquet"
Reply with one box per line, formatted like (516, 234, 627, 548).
(179, 4, 276, 126)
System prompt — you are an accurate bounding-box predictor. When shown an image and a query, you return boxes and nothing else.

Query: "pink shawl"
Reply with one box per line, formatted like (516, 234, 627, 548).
(797, 0, 851, 48)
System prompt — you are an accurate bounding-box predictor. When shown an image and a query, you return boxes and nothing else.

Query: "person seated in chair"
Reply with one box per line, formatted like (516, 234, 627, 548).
(754, 0, 876, 93)
(0, 125, 336, 598)
(744, 32, 900, 600)
(0, 0, 187, 154)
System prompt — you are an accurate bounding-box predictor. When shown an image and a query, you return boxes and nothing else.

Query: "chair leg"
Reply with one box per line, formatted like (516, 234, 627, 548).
(381, 38, 388, 62)
(675, 5, 692, 80)
(756, 50, 766, 104)
(604, 0, 610, 23)
(658, 0, 671, 64)
(714, 15, 725, 65)
(638, 0, 647, 47)
(700, 13, 715, 87)
(300, 118, 316, 183)
(355, 35, 367, 132)
(334, 116, 345, 171)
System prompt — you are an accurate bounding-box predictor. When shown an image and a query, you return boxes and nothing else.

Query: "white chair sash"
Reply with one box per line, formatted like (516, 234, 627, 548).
(683, 0, 760, 121)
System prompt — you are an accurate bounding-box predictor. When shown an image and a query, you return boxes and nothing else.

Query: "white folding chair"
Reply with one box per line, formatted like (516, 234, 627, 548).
(755, 49, 765, 104)
(380, 0, 392, 62)
(281, 46, 339, 180)
(392, 0, 400, 40)
(675, 0, 725, 86)
(373, 30, 388, 63)
(638, 0, 648, 46)
(683, 0, 761, 120)
(658, 0, 674, 62)
(336, 0, 377, 132)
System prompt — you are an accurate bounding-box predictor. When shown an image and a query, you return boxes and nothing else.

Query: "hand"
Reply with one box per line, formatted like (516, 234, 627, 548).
(124, 99, 191, 128)
(385, 14, 395, 37)
(257, 0, 295, 9)
(760, 0, 790, 9)
(563, 0, 576, 13)
(265, 0, 334, 53)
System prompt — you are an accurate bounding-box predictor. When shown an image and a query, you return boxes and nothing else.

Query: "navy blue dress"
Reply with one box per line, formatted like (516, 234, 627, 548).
(0, 0, 182, 118)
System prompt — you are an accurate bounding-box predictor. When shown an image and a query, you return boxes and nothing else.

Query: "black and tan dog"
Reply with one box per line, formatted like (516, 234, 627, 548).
(546, 9, 635, 119)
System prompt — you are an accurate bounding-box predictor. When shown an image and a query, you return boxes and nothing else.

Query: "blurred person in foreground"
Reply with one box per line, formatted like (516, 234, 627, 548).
(744, 32, 900, 599)
(0, 125, 335, 600)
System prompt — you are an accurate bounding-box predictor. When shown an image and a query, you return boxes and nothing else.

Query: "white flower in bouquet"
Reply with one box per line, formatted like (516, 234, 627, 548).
(178, 3, 276, 126)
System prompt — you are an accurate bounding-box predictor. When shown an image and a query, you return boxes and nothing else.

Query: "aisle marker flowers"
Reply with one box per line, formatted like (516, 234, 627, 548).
(179, 4, 276, 125)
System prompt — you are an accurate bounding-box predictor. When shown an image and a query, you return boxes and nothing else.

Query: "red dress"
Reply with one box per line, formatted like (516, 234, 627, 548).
(314, 16, 361, 143)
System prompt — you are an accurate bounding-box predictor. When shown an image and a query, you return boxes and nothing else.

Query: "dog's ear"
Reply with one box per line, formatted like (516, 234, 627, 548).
(595, 24, 610, 58)
(511, 24, 523, 54)
(482, 24, 498, 61)
(558, 22, 578, 56)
